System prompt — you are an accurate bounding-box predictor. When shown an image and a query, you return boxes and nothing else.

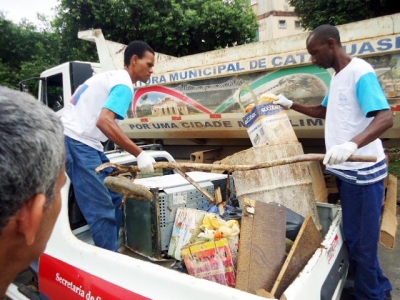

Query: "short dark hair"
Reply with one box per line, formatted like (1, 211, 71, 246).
(124, 41, 155, 67)
(307, 24, 341, 46)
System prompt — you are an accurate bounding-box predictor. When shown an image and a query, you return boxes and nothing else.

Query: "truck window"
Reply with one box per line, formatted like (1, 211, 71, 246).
(45, 73, 64, 112)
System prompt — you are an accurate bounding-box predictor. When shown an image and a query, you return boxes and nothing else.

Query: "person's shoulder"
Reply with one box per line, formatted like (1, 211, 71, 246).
(108, 69, 131, 81)
(352, 57, 373, 69)
(350, 57, 375, 76)
(109, 69, 129, 76)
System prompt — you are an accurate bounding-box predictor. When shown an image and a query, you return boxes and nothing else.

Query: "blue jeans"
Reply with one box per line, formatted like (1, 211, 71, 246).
(337, 178, 392, 300)
(65, 136, 123, 251)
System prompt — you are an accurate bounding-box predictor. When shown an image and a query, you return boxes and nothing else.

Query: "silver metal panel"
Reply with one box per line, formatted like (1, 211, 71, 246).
(134, 171, 228, 190)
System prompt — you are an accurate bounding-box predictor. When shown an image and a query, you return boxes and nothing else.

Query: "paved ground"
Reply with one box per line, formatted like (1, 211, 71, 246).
(378, 181, 400, 299)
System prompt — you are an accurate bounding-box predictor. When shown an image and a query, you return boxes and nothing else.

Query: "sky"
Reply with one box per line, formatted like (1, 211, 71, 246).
(0, 0, 59, 25)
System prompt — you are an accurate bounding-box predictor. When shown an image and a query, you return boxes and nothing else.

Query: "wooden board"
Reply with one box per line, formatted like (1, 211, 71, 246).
(380, 174, 398, 249)
(235, 199, 286, 294)
(271, 215, 322, 298)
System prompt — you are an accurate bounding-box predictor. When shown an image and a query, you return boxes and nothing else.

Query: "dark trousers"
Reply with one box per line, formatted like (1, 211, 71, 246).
(337, 178, 392, 300)
(65, 136, 123, 251)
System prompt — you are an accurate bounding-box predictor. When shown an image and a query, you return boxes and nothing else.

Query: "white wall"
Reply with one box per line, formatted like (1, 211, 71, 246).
(251, 0, 308, 41)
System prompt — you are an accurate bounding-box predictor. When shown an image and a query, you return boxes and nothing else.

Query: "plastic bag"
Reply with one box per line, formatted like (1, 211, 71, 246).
(286, 206, 305, 241)
(269, 202, 304, 241)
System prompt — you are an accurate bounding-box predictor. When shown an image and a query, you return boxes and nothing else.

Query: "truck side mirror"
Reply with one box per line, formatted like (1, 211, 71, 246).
(19, 82, 30, 93)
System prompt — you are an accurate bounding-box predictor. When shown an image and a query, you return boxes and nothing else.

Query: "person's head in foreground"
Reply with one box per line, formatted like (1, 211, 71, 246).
(0, 86, 66, 296)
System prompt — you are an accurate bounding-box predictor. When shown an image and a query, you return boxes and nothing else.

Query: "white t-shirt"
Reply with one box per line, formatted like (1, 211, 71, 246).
(62, 70, 133, 151)
(322, 57, 390, 170)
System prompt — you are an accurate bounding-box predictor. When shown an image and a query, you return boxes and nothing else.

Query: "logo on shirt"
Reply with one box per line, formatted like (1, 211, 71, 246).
(339, 93, 347, 107)
(70, 84, 89, 105)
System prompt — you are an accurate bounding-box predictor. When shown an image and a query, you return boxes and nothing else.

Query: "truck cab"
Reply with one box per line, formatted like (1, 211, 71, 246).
(20, 61, 100, 116)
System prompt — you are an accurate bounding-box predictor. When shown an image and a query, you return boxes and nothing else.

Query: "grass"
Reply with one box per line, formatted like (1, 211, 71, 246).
(389, 158, 400, 178)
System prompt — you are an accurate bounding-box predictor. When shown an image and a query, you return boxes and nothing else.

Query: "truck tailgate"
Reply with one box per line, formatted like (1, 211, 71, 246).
(283, 204, 348, 300)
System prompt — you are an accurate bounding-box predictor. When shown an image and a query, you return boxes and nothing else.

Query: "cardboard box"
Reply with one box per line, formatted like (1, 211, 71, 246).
(380, 174, 398, 249)
(242, 103, 298, 146)
(182, 238, 236, 287)
(307, 161, 328, 203)
(168, 207, 207, 260)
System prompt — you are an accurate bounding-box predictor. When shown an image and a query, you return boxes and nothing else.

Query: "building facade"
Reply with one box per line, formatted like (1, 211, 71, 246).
(251, 0, 307, 41)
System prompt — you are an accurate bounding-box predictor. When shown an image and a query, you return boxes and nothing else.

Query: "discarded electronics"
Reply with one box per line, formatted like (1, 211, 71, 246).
(122, 168, 348, 298)
(124, 172, 228, 259)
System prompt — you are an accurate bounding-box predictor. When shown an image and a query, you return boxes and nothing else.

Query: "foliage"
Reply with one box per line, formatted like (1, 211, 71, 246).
(287, 0, 400, 30)
(0, 0, 257, 91)
(52, 0, 258, 57)
(0, 13, 64, 90)
(389, 157, 400, 178)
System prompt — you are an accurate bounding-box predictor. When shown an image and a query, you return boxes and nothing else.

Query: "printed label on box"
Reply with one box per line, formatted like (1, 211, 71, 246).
(243, 103, 298, 146)
(182, 238, 236, 287)
(173, 192, 187, 205)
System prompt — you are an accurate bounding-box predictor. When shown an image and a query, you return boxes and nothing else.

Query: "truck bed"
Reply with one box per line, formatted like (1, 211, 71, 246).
(70, 185, 348, 299)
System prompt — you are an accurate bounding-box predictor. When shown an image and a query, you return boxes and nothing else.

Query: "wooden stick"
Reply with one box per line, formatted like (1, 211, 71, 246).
(173, 165, 215, 202)
(95, 154, 377, 175)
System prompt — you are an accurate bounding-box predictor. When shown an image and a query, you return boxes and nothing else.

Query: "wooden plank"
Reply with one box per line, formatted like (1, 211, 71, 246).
(236, 199, 286, 294)
(380, 174, 398, 249)
(271, 215, 322, 298)
(234, 200, 253, 291)
(255, 289, 275, 299)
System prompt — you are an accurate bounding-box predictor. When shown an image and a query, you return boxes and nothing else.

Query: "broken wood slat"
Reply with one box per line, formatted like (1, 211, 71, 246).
(236, 199, 286, 294)
(256, 289, 275, 299)
(271, 215, 322, 298)
(173, 165, 215, 202)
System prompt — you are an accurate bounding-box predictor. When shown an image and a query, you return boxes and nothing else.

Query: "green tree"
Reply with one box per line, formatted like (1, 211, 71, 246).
(52, 0, 258, 57)
(287, 0, 399, 30)
(0, 12, 68, 90)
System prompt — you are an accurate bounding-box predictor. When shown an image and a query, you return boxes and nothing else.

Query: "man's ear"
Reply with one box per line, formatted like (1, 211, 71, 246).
(327, 38, 336, 47)
(130, 54, 138, 66)
(17, 194, 46, 246)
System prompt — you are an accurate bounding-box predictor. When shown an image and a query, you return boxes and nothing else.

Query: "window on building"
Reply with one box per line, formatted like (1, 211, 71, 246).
(295, 21, 302, 29)
(279, 20, 287, 29)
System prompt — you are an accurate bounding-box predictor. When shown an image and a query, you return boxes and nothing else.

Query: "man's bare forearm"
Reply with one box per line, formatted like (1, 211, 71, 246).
(97, 110, 143, 157)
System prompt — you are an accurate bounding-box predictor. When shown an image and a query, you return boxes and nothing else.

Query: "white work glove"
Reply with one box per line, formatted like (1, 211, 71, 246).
(323, 142, 358, 166)
(273, 94, 293, 109)
(137, 151, 156, 173)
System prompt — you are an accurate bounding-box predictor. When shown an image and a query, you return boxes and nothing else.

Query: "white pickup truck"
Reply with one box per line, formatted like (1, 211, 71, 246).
(6, 148, 349, 300)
